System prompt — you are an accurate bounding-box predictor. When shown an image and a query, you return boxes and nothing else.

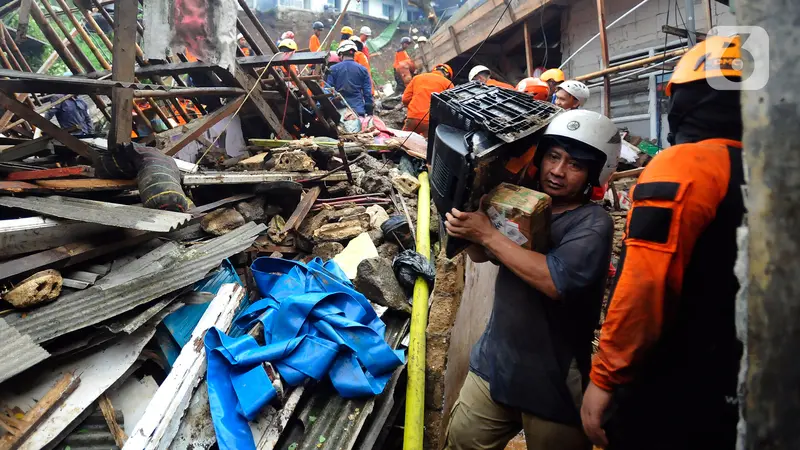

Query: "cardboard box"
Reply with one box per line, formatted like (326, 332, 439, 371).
(483, 183, 552, 252)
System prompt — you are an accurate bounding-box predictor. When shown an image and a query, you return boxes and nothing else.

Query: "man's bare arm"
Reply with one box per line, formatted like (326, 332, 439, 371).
(482, 232, 560, 300)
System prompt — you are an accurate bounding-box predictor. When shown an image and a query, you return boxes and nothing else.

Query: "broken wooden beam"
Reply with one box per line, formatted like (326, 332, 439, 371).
(109, 0, 138, 146)
(6, 165, 94, 181)
(0, 90, 93, 158)
(280, 186, 321, 238)
(223, 65, 291, 139)
(0, 135, 52, 162)
(98, 394, 127, 448)
(0, 373, 80, 450)
(133, 87, 246, 98)
(182, 169, 360, 185)
(162, 97, 245, 157)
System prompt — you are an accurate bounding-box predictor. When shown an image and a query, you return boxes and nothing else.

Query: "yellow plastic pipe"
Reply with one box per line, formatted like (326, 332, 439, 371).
(403, 172, 431, 450)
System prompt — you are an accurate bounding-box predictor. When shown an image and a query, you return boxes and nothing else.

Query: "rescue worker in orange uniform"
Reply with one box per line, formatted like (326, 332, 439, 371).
(359, 26, 372, 59)
(468, 64, 514, 89)
(516, 77, 551, 101)
(350, 36, 375, 94)
(540, 68, 565, 102)
(581, 35, 746, 450)
(237, 33, 251, 57)
(309, 21, 324, 52)
(278, 39, 299, 85)
(393, 37, 414, 92)
(401, 63, 453, 138)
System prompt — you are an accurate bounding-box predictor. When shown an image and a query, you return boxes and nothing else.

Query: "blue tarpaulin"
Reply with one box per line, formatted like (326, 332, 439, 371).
(205, 257, 406, 450)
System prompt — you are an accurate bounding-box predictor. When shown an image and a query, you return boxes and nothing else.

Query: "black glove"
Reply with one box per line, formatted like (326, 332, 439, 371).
(365, 103, 374, 116)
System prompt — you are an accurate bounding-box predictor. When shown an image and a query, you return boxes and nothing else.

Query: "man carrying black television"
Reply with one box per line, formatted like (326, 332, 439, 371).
(443, 109, 619, 450)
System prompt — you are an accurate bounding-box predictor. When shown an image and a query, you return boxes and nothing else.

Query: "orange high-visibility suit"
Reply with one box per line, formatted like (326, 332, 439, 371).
(354, 51, 375, 94)
(309, 34, 321, 52)
(394, 49, 411, 69)
(401, 71, 453, 137)
(592, 138, 745, 449)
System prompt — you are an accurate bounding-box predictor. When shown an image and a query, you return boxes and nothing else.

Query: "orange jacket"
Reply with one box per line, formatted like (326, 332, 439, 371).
(487, 78, 514, 89)
(309, 34, 321, 52)
(240, 46, 251, 57)
(354, 51, 375, 94)
(394, 50, 411, 69)
(361, 38, 370, 58)
(591, 138, 744, 392)
(402, 71, 453, 121)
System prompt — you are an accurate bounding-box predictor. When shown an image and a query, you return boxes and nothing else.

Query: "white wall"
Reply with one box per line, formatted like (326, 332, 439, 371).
(561, 0, 738, 114)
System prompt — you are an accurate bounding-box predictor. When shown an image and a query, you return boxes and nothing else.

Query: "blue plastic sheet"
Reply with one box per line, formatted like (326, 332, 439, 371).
(163, 260, 249, 349)
(205, 257, 406, 450)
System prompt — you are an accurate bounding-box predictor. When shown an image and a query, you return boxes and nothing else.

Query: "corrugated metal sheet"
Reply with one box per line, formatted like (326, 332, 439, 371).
(4, 222, 266, 345)
(0, 196, 192, 232)
(0, 318, 50, 383)
(181, 169, 361, 186)
(275, 313, 409, 450)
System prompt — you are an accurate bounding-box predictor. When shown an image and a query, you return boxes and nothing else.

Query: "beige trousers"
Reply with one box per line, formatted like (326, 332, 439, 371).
(444, 372, 590, 450)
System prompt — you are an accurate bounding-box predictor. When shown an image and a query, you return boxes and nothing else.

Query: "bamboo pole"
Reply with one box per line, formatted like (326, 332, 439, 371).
(596, 0, 611, 117)
(575, 48, 688, 82)
(403, 171, 431, 450)
(36, 0, 96, 72)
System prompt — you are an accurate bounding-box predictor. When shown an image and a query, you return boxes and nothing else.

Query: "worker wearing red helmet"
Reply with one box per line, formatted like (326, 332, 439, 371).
(401, 63, 453, 137)
(581, 35, 746, 450)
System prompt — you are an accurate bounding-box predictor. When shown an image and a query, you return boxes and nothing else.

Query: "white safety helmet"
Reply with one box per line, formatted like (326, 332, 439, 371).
(535, 109, 620, 186)
(558, 80, 590, 107)
(360, 26, 372, 36)
(337, 40, 358, 55)
(468, 65, 490, 81)
(236, 33, 244, 40)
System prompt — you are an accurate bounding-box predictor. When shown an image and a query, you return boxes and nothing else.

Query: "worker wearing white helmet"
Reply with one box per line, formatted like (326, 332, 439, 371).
(468, 64, 514, 89)
(236, 33, 251, 57)
(444, 109, 618, 450)
(555, 80, 590, 110)
(359, 26, 372, 59)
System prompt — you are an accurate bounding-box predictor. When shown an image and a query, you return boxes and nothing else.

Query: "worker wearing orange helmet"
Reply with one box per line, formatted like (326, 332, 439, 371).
(401, 63, 453, 137)
(581, 35, 746, 450)
(540, 68, 565, 101)
(516, 77, 551, 101)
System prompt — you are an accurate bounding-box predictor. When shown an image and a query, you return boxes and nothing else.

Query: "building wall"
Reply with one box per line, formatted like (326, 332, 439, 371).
(561, 0, 737, 114)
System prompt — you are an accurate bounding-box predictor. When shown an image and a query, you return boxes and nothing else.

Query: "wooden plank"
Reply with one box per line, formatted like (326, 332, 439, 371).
(162, 97, 245, 157)
(0, 135, 52, 161)
(98, 394, 127, 448)
(0, 373, 80, 450)
(6, 165, 94, 181)
(123, 284, 245, 450)
(448, 26, 462, 55)
(226, 65, 292, 140)
(0, 91, 93, 158)
(109, 0, 138, 147)
(523, 21, 534, 77)
(281, 186, 321, 237)
(33, 178, 137, 191)
(0, 180, 47, 194)
(596, 0, 611, 117)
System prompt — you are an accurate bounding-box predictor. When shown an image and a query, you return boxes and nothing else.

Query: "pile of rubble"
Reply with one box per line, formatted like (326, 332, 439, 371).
(0, 134, 435, 449)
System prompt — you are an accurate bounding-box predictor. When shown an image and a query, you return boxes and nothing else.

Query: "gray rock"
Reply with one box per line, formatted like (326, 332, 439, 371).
(201, 208, 245, 236)
(360, 171, 392, 194)
(235, 197, 268, 222)
(377, 242, 400, 260)
(354, 258, 411, 314)
(312, 242, 345, 260)
(368, 228, 384, 246)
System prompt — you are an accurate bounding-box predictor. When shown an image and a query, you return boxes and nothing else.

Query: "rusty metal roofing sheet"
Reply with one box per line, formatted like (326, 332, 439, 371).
(0, 195, 192, 232)
(4, 222, 266, 345)
(0, 318, 50, 383)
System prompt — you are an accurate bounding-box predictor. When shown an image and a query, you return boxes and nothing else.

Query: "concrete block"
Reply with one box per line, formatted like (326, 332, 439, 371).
(201, 208, 246, 236)
(313, 219, 364, 242)
(5, 269, 62, 308)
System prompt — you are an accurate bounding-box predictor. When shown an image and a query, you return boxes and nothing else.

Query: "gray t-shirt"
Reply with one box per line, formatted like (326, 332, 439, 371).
(470, 202, 613, 425)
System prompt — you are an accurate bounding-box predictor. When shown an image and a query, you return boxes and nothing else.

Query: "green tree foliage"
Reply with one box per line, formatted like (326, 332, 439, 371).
(4, 0, 114, 76)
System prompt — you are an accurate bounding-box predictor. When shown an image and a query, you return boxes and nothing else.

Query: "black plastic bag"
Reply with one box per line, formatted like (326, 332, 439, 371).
(392, 249, 435, 294)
